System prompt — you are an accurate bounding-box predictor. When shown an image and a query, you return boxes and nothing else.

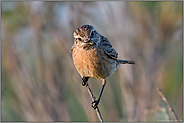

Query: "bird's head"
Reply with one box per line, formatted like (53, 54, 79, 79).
(73, 25, 100, 49)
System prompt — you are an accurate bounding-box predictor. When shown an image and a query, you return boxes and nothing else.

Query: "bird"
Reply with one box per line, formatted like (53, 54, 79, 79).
(71, 24, 134, 109)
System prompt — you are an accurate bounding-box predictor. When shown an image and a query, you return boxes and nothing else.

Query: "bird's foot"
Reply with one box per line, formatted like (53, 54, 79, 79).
(91, 99, 99, 109)
(82, 77, 89, 86)
(82, 81, 86, 86)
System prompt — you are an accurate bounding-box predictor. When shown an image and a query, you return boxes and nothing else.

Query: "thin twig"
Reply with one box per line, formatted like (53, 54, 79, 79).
(157, 87, 179, 122)
(85, 82, 104, 122)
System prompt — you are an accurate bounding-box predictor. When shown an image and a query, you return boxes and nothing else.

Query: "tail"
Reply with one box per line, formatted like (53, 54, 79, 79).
(117, 59, 135, 64)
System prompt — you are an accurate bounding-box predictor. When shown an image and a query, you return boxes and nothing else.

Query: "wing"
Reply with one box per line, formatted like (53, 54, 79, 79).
(104, 47, 118, 59)
(100, 36, 118, 59)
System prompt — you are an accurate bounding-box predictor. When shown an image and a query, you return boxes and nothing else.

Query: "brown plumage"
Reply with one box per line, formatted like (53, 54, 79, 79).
(71, 25, 134, 109)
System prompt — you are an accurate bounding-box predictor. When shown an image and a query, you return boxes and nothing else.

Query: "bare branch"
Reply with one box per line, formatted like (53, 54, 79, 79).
(85, 82, 104, 122)
(157, 87, 179, 122)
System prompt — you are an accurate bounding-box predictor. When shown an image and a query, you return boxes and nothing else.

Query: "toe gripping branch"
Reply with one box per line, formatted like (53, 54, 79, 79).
(92, 99, 99, 109)
(82, 77, 106, 110)
(92, 79, 106, 109)
(81, 77, 104, 122)
(82, 77, 90, 86)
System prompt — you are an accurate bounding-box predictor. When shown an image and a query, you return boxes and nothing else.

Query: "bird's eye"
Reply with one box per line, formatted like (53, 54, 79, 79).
(78, 38, 82, 41)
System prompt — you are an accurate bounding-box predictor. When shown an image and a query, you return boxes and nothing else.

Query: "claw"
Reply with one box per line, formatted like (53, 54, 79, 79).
(91, 100, 99, 109)
(82, 81, 86, 86)
(82, 77, 89, 86)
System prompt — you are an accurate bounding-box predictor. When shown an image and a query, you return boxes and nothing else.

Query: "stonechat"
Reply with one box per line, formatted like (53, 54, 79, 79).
(71, 25, 134, 109)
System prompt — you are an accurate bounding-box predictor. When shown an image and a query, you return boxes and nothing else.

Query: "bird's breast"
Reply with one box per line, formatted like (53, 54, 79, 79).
(72, 47, 117, 79)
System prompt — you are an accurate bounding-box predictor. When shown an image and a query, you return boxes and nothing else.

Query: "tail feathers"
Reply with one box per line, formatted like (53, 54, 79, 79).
(118, 59, 135, 64)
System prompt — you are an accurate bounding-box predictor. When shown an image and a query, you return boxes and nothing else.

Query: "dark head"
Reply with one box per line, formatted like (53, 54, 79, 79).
(73, 25, 100, 48)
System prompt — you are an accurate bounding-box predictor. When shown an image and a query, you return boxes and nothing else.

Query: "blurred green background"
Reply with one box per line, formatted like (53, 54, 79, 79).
(1, 1, 183, 122)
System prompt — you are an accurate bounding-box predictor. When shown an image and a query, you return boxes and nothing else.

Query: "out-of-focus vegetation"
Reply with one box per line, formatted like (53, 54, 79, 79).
(1, 1, 183, 122)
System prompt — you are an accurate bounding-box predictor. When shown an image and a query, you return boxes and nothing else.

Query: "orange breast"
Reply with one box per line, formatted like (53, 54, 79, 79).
(72, 47, 105, 79)
(72, 46, 118, 79)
